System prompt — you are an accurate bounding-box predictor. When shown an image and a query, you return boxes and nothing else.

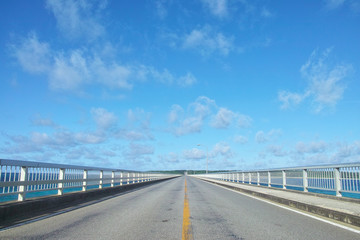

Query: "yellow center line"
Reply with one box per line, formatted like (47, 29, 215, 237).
(182, 178, 193, 240)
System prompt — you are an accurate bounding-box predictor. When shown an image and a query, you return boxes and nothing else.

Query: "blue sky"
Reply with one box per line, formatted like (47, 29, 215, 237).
(1, 0, 360, 171)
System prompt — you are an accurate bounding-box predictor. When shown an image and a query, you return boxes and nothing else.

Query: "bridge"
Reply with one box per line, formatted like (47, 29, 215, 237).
(0, 159, 360, 239)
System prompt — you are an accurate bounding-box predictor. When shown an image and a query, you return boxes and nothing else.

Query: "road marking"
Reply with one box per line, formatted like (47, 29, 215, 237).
(205, 180, 360, 235)
(182, 178, 193, 240)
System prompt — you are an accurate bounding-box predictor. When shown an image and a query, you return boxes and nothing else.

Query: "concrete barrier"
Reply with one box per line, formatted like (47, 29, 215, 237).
(200, 178, 360, 228)
(0, 176, 179, 228)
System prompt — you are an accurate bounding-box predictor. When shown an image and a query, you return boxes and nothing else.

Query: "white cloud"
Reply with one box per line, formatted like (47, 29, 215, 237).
(255, 131, 267, 143)
(210, 142, 233, 159)
(12, 33, 50, 74)
(211, 107, 235, 128)
(31, 116, 57, 127)
(234, 135, 248, 144)
(91, 108, 118, 130)
(183, 148, 206, 160)
(201, 0, 228, 18)
(178, 72, 197, 87)
(168, 105, 184, 123)
(267, 145, 287, 157)
(114, 108, 153, 141)
(278, 91, 309, 110)
(169, 96, 216, 136)
(237, 114, 252, 128)
(169, 96, 252, 135)
(123, 143, 154, 160)
(12, 34, 195, 92)
(278, 48, 351, 113)
(50, 51, 89, 91)
(295, 141, 328, 154)
(289, 140, 360, 165)
(46, 0, 105, 41)
(255, 129, 282, 144)
(183, 26, 234, 56)
(74, 132, 105, 144)
(91, 58, 133, 90)
(159, 152, 179, 163)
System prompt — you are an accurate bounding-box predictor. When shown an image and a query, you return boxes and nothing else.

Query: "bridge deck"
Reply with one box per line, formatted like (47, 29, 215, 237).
(0, 176, 359, 239)
(196, 177, 360, 223)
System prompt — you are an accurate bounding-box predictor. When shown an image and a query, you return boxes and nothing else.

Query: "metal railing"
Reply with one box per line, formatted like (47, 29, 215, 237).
(0, 159, 173, 202)
(194, 163, 360, 198)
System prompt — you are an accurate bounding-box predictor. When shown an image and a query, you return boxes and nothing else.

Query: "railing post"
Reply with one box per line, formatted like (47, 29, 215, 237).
(268, 171, 271, 187)
(58, 168, 65, 195)
(99, 170, 103, 189)
(303, 169, 308, 192)
(18, 166, 28, 201)
(334, 167, 342, 197)
(282, 170, 286, 189)
(120, 172, 123, 185)
(257, 172, 260, 186)
(249, 173, 251, 184)
(82, 169, 88, 191)
(111, 171, 115, 187)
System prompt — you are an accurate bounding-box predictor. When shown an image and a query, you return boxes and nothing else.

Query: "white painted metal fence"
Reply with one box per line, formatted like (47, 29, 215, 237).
(194, 163, 360, 198)
(0, 159, 172, 202)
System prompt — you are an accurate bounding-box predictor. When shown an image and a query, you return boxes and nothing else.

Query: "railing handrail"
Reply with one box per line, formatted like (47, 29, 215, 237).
(202, 162, 360, 174)
(0, 159, 142, 172)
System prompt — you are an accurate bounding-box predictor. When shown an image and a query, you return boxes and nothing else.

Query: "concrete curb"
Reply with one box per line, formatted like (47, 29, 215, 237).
(200, 178, 360, 228)
(0, 177, 178, 228)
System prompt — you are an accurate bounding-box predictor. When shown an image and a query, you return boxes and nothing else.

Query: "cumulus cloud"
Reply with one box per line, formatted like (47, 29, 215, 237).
(46, 0, 106, 41)
(183, 148, 206, 160)
(255, 129, 282, 144)
(169, 96, 216, 136)
(289, 140, 360, 165)
(12, 33, 51, 74)
(169, 96, 252, 136)
(91, 108, 118, 130)
(237, 114, 253, 128)
(12, 34, 196, 92)
(123, 143, 154, 160)
(113, 108, 153, 142)
(278, 48, 351, 113)
(210, 142, 233, 159)
(255, 131, 267, 143)
(211, 107, 235, 128)
(159, 152, 179, 163)
(183, 26, 234, 56)
(168, 104, 184, 123)
(31, 116, 57, 128)
(267, 145, 287, 157)
(177, 72, 197, 87)
(295, 141, 328, 154)
(234, 135, 248, 144)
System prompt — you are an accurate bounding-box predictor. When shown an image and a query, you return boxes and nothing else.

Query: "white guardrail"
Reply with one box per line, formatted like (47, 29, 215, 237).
(0, 159, 174, 202)
(194, 163, 360, 198)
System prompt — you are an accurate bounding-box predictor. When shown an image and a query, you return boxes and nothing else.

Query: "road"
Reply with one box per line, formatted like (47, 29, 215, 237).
(0, 176, 359, 239)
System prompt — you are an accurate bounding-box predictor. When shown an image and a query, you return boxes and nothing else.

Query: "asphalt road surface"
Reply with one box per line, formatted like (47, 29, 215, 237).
(0, 176, 359, 239)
